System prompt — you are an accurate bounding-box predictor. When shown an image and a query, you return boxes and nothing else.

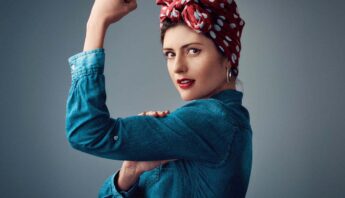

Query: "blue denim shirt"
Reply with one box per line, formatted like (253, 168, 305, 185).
(66, 48, 253, 198)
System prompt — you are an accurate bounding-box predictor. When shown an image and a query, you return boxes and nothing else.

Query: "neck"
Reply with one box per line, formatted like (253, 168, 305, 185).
(202, 81, 236, 99)
(221, 80, 236, 91)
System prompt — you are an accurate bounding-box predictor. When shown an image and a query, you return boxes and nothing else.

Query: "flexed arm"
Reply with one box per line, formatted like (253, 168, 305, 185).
(66, 0, 231, 164)
(83, 0, 137, 51)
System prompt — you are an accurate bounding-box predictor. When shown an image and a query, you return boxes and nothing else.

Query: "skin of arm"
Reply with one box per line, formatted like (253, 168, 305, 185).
(81, 0, 176, 191)
(117, 165, 140, 191)
(82, 0, 140, 190)
(83, 0, 137, 51)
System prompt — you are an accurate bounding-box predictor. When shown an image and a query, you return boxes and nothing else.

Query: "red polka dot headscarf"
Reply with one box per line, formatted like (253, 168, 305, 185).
(156, 0, 245, 75)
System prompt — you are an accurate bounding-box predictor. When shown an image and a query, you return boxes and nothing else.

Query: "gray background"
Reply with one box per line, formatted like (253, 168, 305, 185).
(1, 0, 345, 197)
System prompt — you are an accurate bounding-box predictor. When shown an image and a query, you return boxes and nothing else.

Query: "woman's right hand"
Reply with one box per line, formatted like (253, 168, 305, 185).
(83, 0, 137, 51)
(88, 0, 137, 27)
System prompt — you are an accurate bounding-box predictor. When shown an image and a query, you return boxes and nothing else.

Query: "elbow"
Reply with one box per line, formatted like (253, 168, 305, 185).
(65, 118, 118, 159)
(65, 123, 95, 153)
(66, 130, 101, 155)
(66, 129, 87, 152)
(65, 126, 110, 156)
(66, 128, 119, 160)
(65, 119, 93, 152)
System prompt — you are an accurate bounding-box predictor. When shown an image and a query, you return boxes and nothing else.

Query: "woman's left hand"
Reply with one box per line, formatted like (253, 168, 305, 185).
(137, 110, 170, 117)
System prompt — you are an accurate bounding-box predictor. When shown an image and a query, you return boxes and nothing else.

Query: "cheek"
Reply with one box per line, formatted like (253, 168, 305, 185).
(194, 61, 223, 83)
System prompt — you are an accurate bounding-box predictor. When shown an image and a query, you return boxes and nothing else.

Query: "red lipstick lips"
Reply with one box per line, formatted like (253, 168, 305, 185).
(177, 78, 195, 89)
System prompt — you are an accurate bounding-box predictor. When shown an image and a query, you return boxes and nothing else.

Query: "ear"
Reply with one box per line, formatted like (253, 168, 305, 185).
(222, 56, 232, 69)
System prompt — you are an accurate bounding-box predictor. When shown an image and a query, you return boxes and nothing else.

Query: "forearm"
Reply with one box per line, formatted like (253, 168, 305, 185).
(83, 19, 109, 51)
(99, 169, 140, 197)
(82, 0, 137, 51)
(117, 167, 141, 191)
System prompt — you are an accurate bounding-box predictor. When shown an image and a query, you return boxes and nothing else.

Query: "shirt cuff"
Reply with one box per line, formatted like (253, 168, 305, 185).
(67, 48, 105, 81)
(113, 169, 140, 197)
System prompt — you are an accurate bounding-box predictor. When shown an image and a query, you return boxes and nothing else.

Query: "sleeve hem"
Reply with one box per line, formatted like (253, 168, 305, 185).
(112, 169, 140, 197)
(68, 48, 104, 63)
(67, 48, 105, 81)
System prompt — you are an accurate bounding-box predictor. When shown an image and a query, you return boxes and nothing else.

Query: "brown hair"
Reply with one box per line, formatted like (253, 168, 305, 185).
(160, 19, 183, 45)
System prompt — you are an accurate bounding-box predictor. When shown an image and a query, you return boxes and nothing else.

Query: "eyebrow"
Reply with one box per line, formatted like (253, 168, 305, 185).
(162, 42, 203, 51)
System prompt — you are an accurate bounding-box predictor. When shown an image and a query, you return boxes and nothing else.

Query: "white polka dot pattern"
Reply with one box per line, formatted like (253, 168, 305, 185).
(156, 0, 245, 70)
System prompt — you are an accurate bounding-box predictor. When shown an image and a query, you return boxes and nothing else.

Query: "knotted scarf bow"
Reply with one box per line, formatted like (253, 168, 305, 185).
(157, 0, 212, 33)
(156, 0, 245, 71)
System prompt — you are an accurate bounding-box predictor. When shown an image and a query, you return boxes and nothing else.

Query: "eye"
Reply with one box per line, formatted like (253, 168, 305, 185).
(163, 51, 175, 59)
(188, 48, 201, 55)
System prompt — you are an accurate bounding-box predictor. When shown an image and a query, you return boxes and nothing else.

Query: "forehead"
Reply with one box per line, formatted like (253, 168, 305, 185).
(163, 24, 210, 49)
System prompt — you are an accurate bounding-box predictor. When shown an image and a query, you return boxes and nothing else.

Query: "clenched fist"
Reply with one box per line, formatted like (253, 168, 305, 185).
(88, 0, 137, 27)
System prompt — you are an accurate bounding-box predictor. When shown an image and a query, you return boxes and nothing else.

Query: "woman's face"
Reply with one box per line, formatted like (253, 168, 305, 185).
(163, 24, 232, 101)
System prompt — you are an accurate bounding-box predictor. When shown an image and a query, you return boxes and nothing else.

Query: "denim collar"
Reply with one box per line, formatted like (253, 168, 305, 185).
(210, 89, 243, 105)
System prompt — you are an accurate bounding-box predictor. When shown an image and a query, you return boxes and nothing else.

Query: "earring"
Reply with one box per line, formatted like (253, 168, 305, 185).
(226, 67, 231, 83)
(226, 67, 238, 83)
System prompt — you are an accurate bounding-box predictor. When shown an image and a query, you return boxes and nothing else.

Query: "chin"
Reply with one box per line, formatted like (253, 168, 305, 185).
(181, 96, 193, 101)
(176, 84, 202, 101)
(178, 91, 198, 101)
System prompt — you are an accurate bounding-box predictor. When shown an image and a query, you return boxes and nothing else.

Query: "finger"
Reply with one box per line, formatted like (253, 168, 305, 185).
(138, 111, 147, 116)
(159, 111, 170, 117)
(147, 111, 157, 116)
(157, 111, 165, 117)
(142, 110, 169, 117)
(142, 111, 153, 117)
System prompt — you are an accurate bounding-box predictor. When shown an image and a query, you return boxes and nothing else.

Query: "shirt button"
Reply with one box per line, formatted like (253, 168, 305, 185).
(71, 64, 76, 70)
(113, 136, 119, 141)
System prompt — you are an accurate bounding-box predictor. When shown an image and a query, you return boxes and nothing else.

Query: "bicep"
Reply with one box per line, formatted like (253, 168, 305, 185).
(68, 99, 228, 163)
(65, 49, 230, 163)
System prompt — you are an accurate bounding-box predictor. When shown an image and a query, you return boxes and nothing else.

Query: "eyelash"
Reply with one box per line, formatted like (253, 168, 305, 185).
(164, 48, 201, 58)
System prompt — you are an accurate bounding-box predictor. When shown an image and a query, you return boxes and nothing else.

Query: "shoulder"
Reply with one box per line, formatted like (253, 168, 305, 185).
(171, 98, 236, 129)
(176, 98, 252, 130)
(175, 98, 227, 116)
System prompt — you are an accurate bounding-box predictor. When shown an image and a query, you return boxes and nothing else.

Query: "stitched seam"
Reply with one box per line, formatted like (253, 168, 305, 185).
(71, 66, 103, 81)
(68, 48, 104, 62)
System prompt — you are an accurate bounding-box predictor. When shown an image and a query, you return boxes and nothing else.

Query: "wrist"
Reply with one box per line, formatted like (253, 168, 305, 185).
(86, 17, 109, 30)
(117, 167, 141, 191)
(83, 19, 108, 52)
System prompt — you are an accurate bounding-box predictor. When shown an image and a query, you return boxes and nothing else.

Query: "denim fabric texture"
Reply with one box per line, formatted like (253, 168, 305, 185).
(66, 48, 253, 198)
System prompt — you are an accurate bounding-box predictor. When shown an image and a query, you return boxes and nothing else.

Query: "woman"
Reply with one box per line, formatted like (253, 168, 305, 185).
(65, 0, 252, 197)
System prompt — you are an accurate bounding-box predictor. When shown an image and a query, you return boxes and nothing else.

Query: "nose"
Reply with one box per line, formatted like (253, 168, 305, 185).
(173, 54, 188, 74)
